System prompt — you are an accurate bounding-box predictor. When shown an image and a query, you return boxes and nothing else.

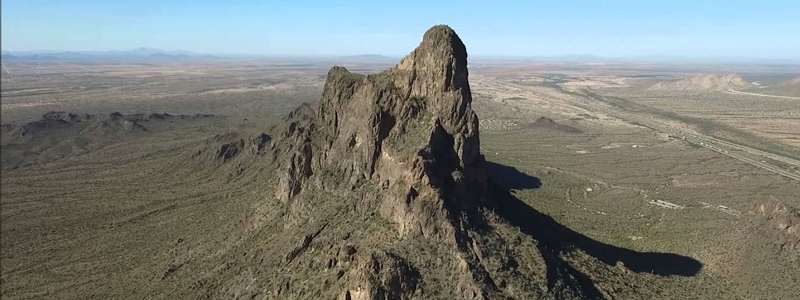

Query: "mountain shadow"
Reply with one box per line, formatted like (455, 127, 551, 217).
(485, 161, 703, 293)
(485, 161, 542, 190)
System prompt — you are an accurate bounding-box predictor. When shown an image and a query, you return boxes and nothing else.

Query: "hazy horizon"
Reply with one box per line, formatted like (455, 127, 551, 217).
(2, 0, 800, 61)
(4, 49, 799, 64)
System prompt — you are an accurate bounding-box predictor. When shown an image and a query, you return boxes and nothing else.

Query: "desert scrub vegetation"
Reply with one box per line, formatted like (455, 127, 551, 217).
(387, 107, 433, 156)
(581, 89, 800, 161)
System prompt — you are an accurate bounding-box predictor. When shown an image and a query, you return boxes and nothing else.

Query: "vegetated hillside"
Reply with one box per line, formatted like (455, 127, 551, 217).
(2, 26, 715, 300)
(0, 111, 215, 169)
(649, 74, 753, 91)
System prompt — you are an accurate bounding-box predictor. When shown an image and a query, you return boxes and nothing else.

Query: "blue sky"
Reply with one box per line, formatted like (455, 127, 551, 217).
(2, 0, 799, 59)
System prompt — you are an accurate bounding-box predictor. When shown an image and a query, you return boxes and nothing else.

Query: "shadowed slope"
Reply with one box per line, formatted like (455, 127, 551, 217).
(485, 161, 703, 277)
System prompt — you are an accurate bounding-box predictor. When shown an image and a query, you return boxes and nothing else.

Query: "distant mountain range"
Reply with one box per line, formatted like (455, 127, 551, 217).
(0, 49, 406, 64)
(333, 54, 400, 63)
(469, 54, 800, 64)
(1, 48, 222, 62)
(2, 48, 798, 65)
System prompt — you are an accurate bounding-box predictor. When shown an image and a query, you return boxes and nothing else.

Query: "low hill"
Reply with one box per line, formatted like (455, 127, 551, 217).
(1, 111, 214, 169)
(649, 74, 753, 91)
(527, 116, 583, 134)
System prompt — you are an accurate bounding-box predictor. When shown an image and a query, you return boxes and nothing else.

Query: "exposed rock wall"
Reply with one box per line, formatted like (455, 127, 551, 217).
(274, 25, 486, 237)
(271, 25, 493, 298)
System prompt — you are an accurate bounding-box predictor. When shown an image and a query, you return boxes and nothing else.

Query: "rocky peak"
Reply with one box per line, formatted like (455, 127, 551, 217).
(265, 25, 498, 299)
(276, 25, 486, 232)
(392, 24, 477, 166)
(396, 25, 470, 95)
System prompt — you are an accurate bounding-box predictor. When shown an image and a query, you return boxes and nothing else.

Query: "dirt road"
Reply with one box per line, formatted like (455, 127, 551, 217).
(725, 89, 800, 100)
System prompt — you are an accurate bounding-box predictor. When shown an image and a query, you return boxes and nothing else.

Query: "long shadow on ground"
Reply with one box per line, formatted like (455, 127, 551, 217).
(484, 161, 703, 297)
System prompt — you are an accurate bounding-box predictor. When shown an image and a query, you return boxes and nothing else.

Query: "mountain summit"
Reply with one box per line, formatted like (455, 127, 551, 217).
(270, 24, 492, 297)
(276, 24, 486, 235)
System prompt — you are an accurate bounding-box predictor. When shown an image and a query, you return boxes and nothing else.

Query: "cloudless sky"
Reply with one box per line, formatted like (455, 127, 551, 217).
(2, 0, 799, 59)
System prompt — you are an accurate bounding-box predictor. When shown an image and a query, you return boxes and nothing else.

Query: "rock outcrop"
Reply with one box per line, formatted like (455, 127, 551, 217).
(275, 25, 486, 236)
(270, 25, 494, 298)
(340, 251, 421, 300)
(751, 198, 800, 254)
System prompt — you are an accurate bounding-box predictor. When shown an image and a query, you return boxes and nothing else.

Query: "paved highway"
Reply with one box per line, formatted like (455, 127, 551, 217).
(572, 89, 800, 182)
(499, 80, 800, 182)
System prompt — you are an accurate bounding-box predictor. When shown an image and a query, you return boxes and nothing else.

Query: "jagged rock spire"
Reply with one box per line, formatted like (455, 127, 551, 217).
(277, 24, 485, 235)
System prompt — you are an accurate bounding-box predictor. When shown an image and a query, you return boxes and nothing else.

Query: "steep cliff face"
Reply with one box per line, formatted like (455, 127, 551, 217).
(270, 25, 493, 298)
(275, 25, 486, 239)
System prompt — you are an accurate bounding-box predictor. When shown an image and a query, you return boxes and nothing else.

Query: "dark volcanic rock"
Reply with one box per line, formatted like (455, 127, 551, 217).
(12, 111, 92, 137)
(42, 111, 91, 123)
(218, 139, 245, 161)
(341, 251, 421, 300)
(271, 25, 492, 298)
(275, 24, 486, 236)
